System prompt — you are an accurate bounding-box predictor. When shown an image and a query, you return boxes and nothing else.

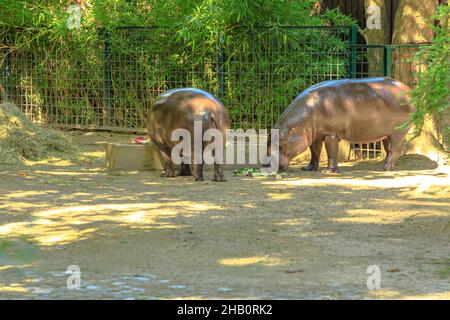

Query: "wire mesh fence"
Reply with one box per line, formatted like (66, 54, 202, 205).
(348, 44, 426, 83)
(346, 44, 427, 160)
(1, 33, 105, 129)
(1, 26, 354, 131)
(106, 27, 218, 130)
(223, 26, 353, 129)
(1, 26, 427, 137)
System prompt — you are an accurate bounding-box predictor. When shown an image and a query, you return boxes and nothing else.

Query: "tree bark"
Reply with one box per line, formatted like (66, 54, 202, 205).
(391, 0, 439, 85)
(392, 0, 438, 44)
(392, 1, 447, 160)
(360, 0, 389, 44)
(360, 0, 389, 76)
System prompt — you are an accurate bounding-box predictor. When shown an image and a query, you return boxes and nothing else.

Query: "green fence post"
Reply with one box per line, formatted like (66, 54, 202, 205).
(103, 30, 112, 127)
(1, 48, 10, 102)
(348, 25, 357, 78)
(216, 33, 226, 102)
(383, 45, 392, 77)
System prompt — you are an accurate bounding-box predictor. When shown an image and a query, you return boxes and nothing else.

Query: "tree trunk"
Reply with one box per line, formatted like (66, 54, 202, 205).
(360, 0, 389, 44)
(392, 1, 447, 161)
(391, 0, 438, 85)
(360, 0, 389, 76)
(392, 0, 438, 44)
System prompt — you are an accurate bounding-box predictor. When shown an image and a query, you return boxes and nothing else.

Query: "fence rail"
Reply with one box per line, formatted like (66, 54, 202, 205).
(1, 26, 425, 133)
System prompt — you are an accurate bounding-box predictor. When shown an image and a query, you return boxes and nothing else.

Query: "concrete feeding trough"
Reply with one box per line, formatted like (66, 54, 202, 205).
(105, 142, 164, 171)
(105, 134, 352, 172)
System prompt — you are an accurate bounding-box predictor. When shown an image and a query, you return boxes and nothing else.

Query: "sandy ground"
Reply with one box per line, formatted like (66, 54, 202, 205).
(0, 131, 449, 300)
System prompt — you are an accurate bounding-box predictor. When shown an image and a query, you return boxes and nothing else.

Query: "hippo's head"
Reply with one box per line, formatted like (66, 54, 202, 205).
(277, 138, 291, 172)
(264, 127, 289, 172)
(265, 126, 310, 173)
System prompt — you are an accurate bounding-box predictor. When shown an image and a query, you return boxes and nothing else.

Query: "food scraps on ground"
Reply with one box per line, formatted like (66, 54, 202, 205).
(233, 167, 286, 179)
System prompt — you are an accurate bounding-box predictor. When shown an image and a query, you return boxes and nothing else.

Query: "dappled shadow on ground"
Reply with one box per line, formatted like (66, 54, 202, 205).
(0, 132, 449, 299)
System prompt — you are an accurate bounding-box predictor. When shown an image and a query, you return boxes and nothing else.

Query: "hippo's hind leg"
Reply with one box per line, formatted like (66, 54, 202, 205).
(160, 150, 175, 178)
(211, 144, 226, 182)
(382, 138, 390, 158)
(177, 162, 192, 176)
(150, 134, 175, 178)
(193, 164, 204, 181)
(302, 138, 323, 171)
(323, 135, 340, 173)
(376, 138, 391, 171)
(151, 139, 175, 177)
(382, 131, 408, 171)
(213, 164, 226, 182)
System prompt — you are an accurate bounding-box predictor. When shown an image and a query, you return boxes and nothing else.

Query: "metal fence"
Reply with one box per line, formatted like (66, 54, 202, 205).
(1, 26, 425, 134)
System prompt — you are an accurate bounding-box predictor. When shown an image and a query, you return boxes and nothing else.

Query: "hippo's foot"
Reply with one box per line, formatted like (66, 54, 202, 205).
(189, 174, 204, 181)
(212, 174, 226, 182)
(188, 176, 204, 181)
(161, 170, 175, 178)
(322, 167, 340, 174)
(177, 169, 192, 176)
(376, 165, 393, 171)
(302, 163, 319, 171)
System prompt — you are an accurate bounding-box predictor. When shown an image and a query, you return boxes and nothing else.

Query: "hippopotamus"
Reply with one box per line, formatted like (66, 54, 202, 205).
(269, 77, 415, 172)
(147, 88, 230, 181)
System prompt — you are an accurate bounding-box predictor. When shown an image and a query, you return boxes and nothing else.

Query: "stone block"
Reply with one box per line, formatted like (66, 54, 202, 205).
(105, 143, 164, 171)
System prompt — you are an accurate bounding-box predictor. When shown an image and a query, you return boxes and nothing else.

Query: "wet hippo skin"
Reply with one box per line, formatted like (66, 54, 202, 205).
(269, 77, 415, 173)
(147, 88, 230, 181)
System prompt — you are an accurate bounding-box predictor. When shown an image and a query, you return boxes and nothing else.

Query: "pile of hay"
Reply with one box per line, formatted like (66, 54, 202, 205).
(0, 103, 76, 165)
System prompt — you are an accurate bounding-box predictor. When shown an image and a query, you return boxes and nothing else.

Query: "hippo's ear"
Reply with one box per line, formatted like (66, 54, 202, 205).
(286, 133, 309, 159)
(279, 127, 289, 138)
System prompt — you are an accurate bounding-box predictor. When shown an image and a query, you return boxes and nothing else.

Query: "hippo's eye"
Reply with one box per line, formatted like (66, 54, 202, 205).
(277, 141, 287, 153)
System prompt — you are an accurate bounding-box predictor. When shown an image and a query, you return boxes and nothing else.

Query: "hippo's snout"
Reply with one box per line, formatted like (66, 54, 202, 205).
(277, 153, 291, 173)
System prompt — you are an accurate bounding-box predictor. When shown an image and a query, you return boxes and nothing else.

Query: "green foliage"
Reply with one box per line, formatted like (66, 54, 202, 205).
(409, 5, 450, 132)
(1, 1, 356, 129)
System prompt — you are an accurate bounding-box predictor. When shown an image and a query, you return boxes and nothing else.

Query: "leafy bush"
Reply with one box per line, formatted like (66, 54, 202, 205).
(1, 1, 356, 129)
(408, 5, 449, 132)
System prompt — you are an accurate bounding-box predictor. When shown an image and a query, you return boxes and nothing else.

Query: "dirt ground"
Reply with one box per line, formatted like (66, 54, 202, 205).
(0, 131, 449, 300)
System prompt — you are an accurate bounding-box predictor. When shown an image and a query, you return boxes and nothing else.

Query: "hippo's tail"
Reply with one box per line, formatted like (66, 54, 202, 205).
(203, 111, 226, 144)
(198, 110, 218, 129)
(209, 113, 218, 129)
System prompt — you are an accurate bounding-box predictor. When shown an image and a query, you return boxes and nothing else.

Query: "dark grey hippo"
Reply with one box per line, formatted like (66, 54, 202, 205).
(147, 88, 230, 181)
(269, 77, 415, 172)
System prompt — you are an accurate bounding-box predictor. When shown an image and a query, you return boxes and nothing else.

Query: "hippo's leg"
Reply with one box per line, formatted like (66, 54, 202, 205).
(151, 136, 175, 178)
(323, 136, 340, 173)
(177, 163, 192, 176)
(382, 133, 406, 170)
(212, 164, 226, 182)
(376, 138, 391, 170)
(302, 138, 323, 171)
(210, 146, 226, 182)
(193, 164, 204, 181)
(160, 151, 175, 178)
(382, 138, 390, 158)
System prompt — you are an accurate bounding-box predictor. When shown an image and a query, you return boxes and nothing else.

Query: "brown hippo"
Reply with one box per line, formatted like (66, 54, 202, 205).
(147, 88, 230, 181)
(269, 77, 415, 172)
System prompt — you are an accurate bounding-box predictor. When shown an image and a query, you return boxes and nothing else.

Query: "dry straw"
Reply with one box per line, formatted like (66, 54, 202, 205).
(0, 103, 76, 164)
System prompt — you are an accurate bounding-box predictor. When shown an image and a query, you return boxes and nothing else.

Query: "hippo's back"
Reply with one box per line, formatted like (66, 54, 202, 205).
(152, 88, 221, 111)
(318, 77, 414, 115)
(147, 88, 230, 146)
(280, 77, 415, 143)
(283, 77, 414, 122)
